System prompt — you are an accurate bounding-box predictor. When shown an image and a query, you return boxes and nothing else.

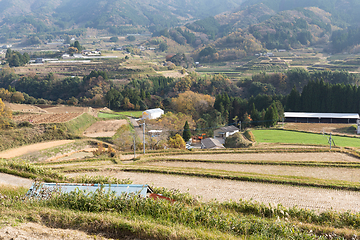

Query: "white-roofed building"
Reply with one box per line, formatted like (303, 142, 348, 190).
(284, 112, 360, 124)
(142, 108, 164, 120)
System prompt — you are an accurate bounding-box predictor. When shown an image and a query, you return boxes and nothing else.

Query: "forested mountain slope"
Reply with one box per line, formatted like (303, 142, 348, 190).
(0, 0, 246, 38)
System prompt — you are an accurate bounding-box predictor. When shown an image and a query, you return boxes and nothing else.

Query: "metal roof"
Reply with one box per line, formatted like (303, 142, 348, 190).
(284, 112, 360, 119)
(27, 183, 152, 199)
(143, 108, 164, 114)
(201, 138, 225, 149)
(217, 125, 239, 132)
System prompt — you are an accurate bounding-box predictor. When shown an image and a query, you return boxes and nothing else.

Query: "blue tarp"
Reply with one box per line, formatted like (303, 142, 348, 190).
(27, 183, 150, 198)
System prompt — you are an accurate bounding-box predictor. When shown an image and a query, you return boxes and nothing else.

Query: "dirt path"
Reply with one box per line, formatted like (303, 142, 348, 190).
(129, 117, 143, 140)
(0, 222, 116, 240)
(0, 173, 33, 188)
(0, 140, 75, 159)
(67, 171, 360, 213)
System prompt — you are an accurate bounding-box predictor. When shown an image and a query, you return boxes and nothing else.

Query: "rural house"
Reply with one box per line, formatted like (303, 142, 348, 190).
(214, 125, 239, 144)
(201, 138, 225, 149)
(142, 108, 164, 120)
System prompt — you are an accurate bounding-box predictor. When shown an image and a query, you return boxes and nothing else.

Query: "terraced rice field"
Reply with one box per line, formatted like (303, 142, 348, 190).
(12, 113, 83, 123)
(146, 161, 360, 182)
(41, 148, 360, 213)
(152, 152, 358, 162)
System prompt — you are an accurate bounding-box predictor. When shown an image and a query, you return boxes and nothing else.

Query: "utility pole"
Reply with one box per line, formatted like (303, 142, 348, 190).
(239, 121, 242, 132)
(142, 121, 146, 154)
(133, 134, 136, 159)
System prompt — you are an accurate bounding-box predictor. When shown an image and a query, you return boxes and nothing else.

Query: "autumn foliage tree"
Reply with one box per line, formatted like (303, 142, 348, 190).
(171, 91, 214, 119)
(168, 134, 186, 149)
(0, 98, 12, 128)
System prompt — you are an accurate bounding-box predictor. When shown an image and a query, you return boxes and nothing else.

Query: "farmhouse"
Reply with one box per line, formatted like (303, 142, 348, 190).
(201, 138, 225, 149)
(214, 125, 239, 144)
(284, 112, 360, 124)
(142, 108, 164, 120)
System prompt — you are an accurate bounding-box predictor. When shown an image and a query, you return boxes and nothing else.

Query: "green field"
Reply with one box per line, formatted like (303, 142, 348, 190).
(252, 129, 360, 148)
(98, 111, 143, 119)
(117, 111, 143, 118)
(97, 112, 126, 119)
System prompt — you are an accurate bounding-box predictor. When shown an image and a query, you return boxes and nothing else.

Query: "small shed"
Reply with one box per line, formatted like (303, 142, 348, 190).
(284, 112, 360, 124)
(142, 108, 164, 120)
(201, 138, 225, 149)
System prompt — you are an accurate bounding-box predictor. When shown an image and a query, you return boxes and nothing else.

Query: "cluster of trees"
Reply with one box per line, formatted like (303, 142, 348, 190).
(154, 28, 202, 48)
(238, 69, 359, 97)
(286, 80, 360, 113)
(5, 49, 30, 67)
(249, 17, 314, 50)
(189, 28, 265, 62)
(186, 16, 223, 40)
(214, 92, 285, 128)
(68, 41, 84, 54)
(0, 70, 110, 106)
(331, 26, 360, 53)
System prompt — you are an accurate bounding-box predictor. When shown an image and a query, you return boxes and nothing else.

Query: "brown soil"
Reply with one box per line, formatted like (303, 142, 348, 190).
(283, 122, 357, 135)
(7, 104, 100, 123)
(5, 102, 47, 114)
(12, 113, 83, 124)
(83, 120, 128, 138)
(0, 140, 75, 159)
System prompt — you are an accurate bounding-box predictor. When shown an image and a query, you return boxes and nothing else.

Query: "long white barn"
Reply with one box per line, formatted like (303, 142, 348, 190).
(284, 112, 360, 124)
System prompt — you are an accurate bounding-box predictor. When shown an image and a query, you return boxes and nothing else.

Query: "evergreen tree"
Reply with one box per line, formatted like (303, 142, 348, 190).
(183, 121, 191, 142)
(5, 48, 11, 58)
(286, 86, 301, 111)
(264, 102, 278, 128)
(250, 103, 261, 126)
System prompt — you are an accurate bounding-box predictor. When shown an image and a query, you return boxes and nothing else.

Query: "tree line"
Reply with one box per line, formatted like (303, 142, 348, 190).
(1, 67, 360, 131)
(286, 80, 360, 113)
